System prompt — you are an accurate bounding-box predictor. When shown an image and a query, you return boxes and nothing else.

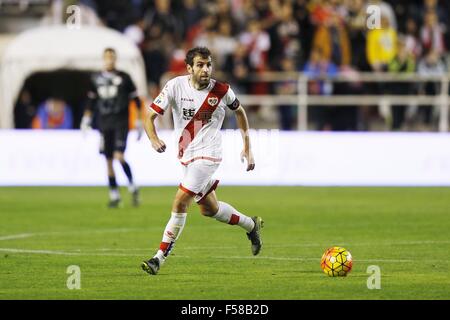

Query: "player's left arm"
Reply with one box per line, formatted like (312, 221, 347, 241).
(234, 105, 255, 172)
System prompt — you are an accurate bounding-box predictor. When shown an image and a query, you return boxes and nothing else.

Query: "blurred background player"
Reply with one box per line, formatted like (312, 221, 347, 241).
(81, 48, 143, 208)
(141, 47, 263, 275)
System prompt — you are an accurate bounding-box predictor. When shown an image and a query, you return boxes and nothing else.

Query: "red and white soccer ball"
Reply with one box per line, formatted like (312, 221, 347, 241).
(320, 246, 353, 277)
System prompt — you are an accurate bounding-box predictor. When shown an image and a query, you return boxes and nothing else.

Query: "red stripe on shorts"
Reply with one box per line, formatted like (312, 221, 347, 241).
(197, 180, 220, 203)
(179, 184, 197, 197)
(180, 157, 222, 166)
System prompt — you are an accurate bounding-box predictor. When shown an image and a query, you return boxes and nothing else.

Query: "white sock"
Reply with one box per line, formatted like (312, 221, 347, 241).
(213, 201, 255, 233)
(154, 212, 187, 263)
(109, 189, 120, 201)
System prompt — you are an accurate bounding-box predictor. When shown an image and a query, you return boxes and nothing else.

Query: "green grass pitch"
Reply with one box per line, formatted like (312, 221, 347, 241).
(0, 186, 449, 299)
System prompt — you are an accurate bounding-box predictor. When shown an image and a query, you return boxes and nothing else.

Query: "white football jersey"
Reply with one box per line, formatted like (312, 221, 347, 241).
(150, 75, 240, 164)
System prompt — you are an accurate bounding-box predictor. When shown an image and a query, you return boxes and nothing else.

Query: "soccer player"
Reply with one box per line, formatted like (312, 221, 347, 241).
(141, 47, 263, 275)
(81, 48, 143, 208)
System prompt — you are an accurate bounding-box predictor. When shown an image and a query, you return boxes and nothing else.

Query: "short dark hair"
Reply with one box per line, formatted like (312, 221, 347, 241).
(104, 47, 116, 55)
(185, 47, 211, 66)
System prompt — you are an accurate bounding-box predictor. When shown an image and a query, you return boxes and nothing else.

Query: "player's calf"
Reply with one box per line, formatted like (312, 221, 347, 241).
(204, 200, 263, 255)
(141, 212, 186, 275)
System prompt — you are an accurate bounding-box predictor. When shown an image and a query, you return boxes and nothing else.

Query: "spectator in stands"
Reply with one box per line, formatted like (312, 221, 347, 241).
(142, 22, 170, 88)
(268, 0, 302, 69)
(366, 15, 397, 72)
(388, 38, 416, 130)
(193, 16, 218, 59)
(14, 90, 36, 129)
(239, 19, 271, 72)
(417, 48, 447, 128)
(186, 14, 218, 49)
(212, 19, 238, 70)
(239, 18, 271, 102)
(293, 0, 314, 66)
(422, 0, 448, 27)
(309, 0, 334, 26)
(143, 0, 182, 87)
(303, 48, 338, 130)
(223, 43, 252, 94)
(312, 11, 351, 67)
(274, 56, 298, 130)
(420, 11, 446, 57)
(214, 0, 235, 23)
(404, 17, 422, 59)
(347, 0, 369, 70)
(304, 48, 339, 95)
(178, 0, 205, 39)
(143, 0, 181, 44)
(192, 16, 238, 71)
(331, 64, 362, 131)
(32, 98, 73, 129)
(232, 0, 260, 32)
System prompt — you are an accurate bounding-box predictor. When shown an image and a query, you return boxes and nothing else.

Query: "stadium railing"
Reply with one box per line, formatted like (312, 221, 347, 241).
(249, 72, 449, 132)
(161, 72, 450, 132)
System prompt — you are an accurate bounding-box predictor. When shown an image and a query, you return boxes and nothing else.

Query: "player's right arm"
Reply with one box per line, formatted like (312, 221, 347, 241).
(81, 76, 97, 131)
(144, 80, 174, 153)
(144, 109, 166, 153)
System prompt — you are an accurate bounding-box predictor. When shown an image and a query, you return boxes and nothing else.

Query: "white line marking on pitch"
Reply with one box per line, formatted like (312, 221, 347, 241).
(0, 248, 141, 257)
(1, 248, 448, 263)
(0, 226, 225, 242)
(0, 229, 147, 242)
(0, 234, 34, 241)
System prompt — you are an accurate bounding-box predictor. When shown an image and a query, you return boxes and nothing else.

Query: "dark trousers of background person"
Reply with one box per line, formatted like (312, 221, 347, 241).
(279, 105, 297, 130)
(389, 81, 414, 130)
(419, 82, 440, 126)
(309, 105, 328, 130)
(328, 106, 358, 131)
(330, 82, 360, 131)
(308, 105, 357, 131)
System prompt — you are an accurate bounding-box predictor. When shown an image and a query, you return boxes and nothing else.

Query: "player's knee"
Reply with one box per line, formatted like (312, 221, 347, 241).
(199, 203, 219, 217)
(200, 208, 215, 217)
(106, 158, 114, 168)
(113, 152, 125, 162)
(173, 202, 189, 213)
(172, 197, 191, 213)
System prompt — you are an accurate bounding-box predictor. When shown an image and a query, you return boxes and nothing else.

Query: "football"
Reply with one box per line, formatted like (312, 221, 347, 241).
(320, 246, 353, 277)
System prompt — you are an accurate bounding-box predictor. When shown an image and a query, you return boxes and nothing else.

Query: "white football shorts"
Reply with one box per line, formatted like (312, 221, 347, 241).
(179, 159, 220, 203)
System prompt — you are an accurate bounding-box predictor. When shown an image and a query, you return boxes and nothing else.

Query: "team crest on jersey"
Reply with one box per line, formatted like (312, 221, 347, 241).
(207, 96, 218, 106)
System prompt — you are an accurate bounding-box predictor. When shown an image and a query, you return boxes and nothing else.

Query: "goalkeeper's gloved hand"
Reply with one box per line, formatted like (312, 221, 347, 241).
(80, 115, 92, 134)
(136, 119, 143, 141)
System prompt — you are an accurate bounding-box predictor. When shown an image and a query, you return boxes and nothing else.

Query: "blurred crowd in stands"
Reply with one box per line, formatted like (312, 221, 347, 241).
(11, 0, 450, 131)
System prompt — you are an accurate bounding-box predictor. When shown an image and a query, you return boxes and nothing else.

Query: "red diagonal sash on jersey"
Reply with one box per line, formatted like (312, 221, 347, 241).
(178, 81, 229, 159)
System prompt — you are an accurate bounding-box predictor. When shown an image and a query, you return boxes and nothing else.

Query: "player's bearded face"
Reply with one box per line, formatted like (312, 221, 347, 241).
(190, 56, 212, 87)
